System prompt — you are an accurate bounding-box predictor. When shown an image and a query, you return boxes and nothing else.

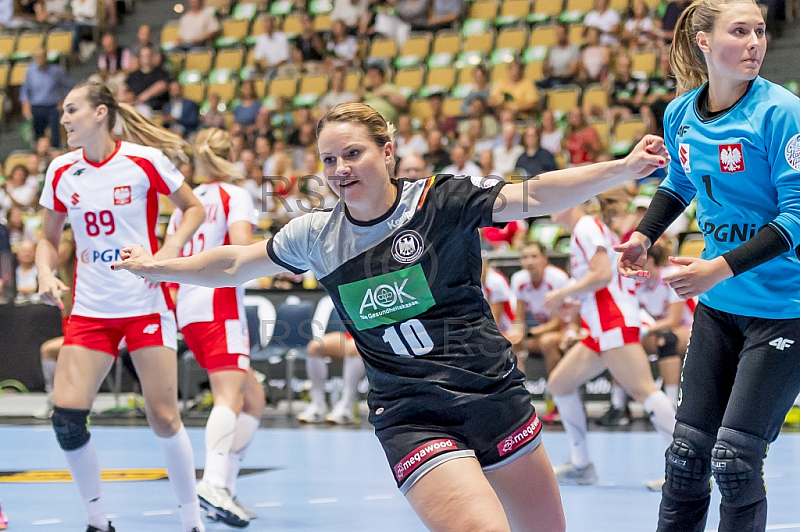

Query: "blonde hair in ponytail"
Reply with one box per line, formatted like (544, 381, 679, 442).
(117, 102, 193, 166)
(669, 0, 759, 94)
(194, 128, 244, 183)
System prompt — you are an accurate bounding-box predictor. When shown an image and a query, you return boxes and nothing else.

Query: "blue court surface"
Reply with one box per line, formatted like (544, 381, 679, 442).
(2, 423, 800, 531)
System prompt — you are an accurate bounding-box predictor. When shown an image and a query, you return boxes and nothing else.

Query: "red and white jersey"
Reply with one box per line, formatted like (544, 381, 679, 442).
(510, 265, 570, 325)
(638, 265, 697, 326)
(570, 215, 640, 344)
(168, 181, 256, 328)
(482, 267, 516, 334)
(40, 141, 184, 319)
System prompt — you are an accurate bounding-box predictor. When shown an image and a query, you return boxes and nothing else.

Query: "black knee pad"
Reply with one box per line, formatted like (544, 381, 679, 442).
(711, 427, 768, 507)
(664, 422, 715, 501)
(52, 406, 91, 451)
(656, 331, 679, 359)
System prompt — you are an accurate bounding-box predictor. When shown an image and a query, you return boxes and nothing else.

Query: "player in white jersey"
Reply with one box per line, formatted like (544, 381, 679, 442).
(35, 82, 207, 532)
(168, 129, 266, 528)
(481, 259, 516, 338)
(638, 243, 696, 407)
(545, 191, 676, 485)
(508, 241, 570, 376)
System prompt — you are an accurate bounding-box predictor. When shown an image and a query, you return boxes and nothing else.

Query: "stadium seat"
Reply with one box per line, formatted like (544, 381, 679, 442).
(589, 118, 611, 151)
(468, 0, 498, 20)
(563, 0, 595, 17)
(496, 0, 531, 26)
(214, 47, 245, 70)
(205, 0, 233, 15)
(463, 30, 495, 53)
(631, 49, 657, 77)
(207, 69, 237, 102)
(231, 2, 259, 20)
(45, 30, 73, 59)
(612, 117, 646, 155)
(496, 26, 528, 50)
(609, 0, 630, 10)
(491, 62, 510, 83)
(425, 66, 456, 91)
(0, 63, 8, 90)
(408, 100, 432, 123)
(270, 0, 293, 16)
(396, 33, 431, 68)
(569, 23, 587, 46)
(160, 20, 181, 51)
(220, 17, 250, 41)
(344, 68, 362, 92)
(268, 76, 298, 99)
(443, 97, 463, 117)
(184, 49, 214, 71)
(524, 60, 545, 82)
(8, 62, 30, 87)
(529, 25, 558, 47)
(14, 31, 45, 60)
(4, 150, 31, 175)
(182, 83, 207, 104)
(0, 35, 14, 60)
(369, 37, 398, 62)
(546, 85, 581, 116)
(282, 13, 304, 36)
(393, 66, 426, 97)
(678, 234, 705, 258)
(309, 0, 333, 15)
(432, 29, 462, 55)
(529, 0, 563, 23)
(313, 13, 333, 32)
(582, 83, 609, 110)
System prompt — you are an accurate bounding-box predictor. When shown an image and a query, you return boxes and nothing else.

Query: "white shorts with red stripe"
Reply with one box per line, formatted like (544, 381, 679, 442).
(580, 286, 641, 353)
(64, 312, 177, 357)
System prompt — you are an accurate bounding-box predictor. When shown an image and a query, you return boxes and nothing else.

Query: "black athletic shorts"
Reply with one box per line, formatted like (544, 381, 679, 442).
(374, 384, 541, 493)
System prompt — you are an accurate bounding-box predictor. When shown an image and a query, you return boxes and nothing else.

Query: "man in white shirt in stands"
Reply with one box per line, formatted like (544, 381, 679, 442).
(252, 15, 290, 81)
(177, 0, 220, 50)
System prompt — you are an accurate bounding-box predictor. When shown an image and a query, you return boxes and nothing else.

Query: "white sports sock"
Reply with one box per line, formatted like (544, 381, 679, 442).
(203, 406, 237, 488)
(158, 425, 203, 531)
(64, 438, 107, 530)
(664, 384, 679, 407)
(340, 356, 365, 406)
(643, 391, 677, 445)
(553, 392, 590, 468)
(41, 358, 57, 393)
(225, 413, 260, 497)
(611, 385, 627, 410)
(306, 357, 328, 408)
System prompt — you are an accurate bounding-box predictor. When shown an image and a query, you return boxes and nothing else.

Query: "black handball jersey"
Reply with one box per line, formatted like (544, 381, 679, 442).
(267, 174, 524, 429)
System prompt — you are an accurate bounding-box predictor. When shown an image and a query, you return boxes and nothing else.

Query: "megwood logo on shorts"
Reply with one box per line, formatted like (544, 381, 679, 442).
(497, 413, 541, 457)
(394, 439, 456, 481)
(338, 264, 435, 330)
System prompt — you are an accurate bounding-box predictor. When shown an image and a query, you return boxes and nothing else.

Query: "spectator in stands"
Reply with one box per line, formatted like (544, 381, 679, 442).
(232, 80, 262, 132)
(608, 54, 649, 124)
(583, 0, 621, 46)
(0, 186, 11, 229)
(395, 151, 428, 179)
(539, 23, 581, 89)
(330, 0, 369, 33)
(26, 153, 44, 185)
(20, 48, 74, 149)
(644, 48, 678, 136)
(422, 128, 451, 172)
(659, 0, 690, 42)
(493, 122, 525, 178)
(252, 14, 291, 81)
(70, 0, 98, 59)
(162, 81, 200, 138)
(540, 110, 564, 156)
(288, 122, 317, 168)
(563, 108, 602, 165)
(478, 149, 502, 178)
(5, 206, 35, 248)
(254, 133, 272, 169)
(427, 91, 458, 139)
(579, 26, 610, 83)
(359, 63, 408, 125)
(200, 92, 226, 129)
(123, 46, 170, 112)
(292, 12, 325, 63)
(120, 87, 153, 119)
(441, 145, 481, 176)
(318, 67, 358, 113)
(464, 118, 496, 158)
(97, 33, 134, 94)
(515, 125, 558, 178)
(34, 136, 53, 172)
(622, 0, 659, 48)
(177, 0, 220, 50)
(14, 239, 38, 304)
(367, 0, 411, 44)
(426, 0, 463, 31)
(459, 95, 499, 139)
(131, 24, 159, 60)
(325, 18, 358, 69)
(5, 165, 39, 210)
(0, 219, 11, 304)
(396, 0, 430, 30)
(460, 64, 492, 114)
(489, 58, 539, 117)
(395, 114, 427, 159)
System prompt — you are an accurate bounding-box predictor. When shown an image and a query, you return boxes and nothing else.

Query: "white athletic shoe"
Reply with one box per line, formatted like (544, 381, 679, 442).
(196, 480, 249, 528)
(554, 462, 598, 485)
(325, 401, 356, 425)
(233, 497, 257, 520)
(297, 403, 328, 423)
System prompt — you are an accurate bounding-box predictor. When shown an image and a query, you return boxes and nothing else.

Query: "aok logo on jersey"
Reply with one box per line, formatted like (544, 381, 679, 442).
(80, 248, 123, 263)
(338, 264, 435, 330)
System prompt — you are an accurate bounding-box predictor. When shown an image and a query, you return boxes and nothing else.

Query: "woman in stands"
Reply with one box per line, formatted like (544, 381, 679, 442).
(616, 1, 800, 530)
(114, 102, 668, 532)
(167, 128, 266, 527)
(35, 81, 206, 532)
(544, 190, 676, 485)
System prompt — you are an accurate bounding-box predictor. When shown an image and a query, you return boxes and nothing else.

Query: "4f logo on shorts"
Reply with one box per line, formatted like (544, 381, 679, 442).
(769, 337, 794, 350)
(142, 324, 160, 335)
(719, 144, 745, 173)
(114, 186, 132, 206)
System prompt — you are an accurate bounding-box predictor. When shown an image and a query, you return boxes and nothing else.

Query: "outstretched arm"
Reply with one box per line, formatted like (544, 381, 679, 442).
(112, 240, 288, 288)
(493, 135, 668, 222)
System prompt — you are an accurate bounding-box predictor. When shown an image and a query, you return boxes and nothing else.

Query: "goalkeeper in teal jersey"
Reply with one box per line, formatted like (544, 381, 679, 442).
(616, 1, 800, 531)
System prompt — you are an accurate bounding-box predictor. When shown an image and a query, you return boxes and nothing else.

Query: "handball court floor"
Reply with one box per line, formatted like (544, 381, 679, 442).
(3, 397, 800, 532)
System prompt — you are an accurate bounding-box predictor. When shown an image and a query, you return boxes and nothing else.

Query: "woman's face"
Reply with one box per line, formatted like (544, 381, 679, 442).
(523, 127, 539, 150)
(60, 87, 106, 148)
(699, 3, 766, 84)
(318, 121, 392, 211)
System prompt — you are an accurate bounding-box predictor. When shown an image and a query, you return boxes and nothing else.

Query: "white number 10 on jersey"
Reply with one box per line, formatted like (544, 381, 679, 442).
(382, 319, 434, 356)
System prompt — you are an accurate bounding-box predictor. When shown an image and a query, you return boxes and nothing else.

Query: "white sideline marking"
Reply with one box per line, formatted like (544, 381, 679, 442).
(142, 510, 174, 516)
(254, 501, 284, 508)
(31, 519, 62, 525)
(309, 498, 338, 504)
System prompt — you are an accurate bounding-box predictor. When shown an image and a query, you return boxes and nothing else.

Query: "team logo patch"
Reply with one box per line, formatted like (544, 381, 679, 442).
(785, 134, 800, 171)
(497, 413, 541, 457)
(391, 230, 424, 264)
(470, 175, 501, 189)
(679, 143, 691, 173)
(142, 324, 160, 335)
(718, 144, 744, 173)
(114, 186, 132, 206)
(71, 192, 80, 205)
(394, 439, 456, 481)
